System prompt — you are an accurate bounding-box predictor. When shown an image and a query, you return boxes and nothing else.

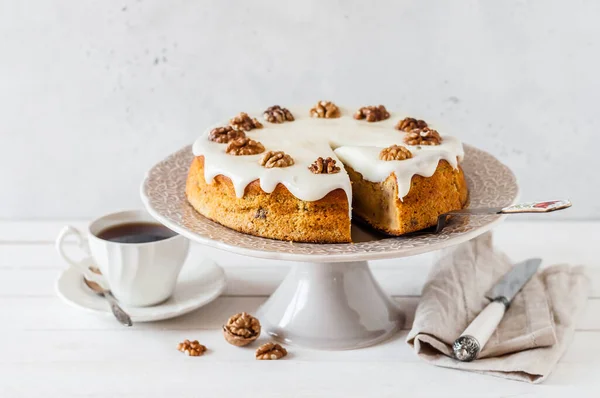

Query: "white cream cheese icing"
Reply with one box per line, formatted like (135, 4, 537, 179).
(192, 106, 464, 211)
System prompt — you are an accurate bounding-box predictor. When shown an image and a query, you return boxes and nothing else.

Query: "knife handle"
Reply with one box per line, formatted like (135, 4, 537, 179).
(452, 298, 508, 362)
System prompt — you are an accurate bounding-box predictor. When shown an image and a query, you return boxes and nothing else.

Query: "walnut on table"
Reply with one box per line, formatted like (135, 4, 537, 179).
(263, 105, 294, 123)
(379, 145, 413, 161)
(260, 151, 295, 168)
(395, 117, 428, 132)
(308, 157, 340, 174)
(353, 105, 390, 122)
(310, 101, 340, 119)
(177, 339, 207, 356)
(223, 312, 261, 346)
(255, 342, 288, 360)
(225, 137, 265, 155)
(404, 128, 442, 146)
(208, 126, 246, 144)
(229, 112, 263, 131)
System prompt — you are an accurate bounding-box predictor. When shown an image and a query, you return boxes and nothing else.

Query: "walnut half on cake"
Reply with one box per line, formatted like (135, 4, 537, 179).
(186, 104, 467, 243)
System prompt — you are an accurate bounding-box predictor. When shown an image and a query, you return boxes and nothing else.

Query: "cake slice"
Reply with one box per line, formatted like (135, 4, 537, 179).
(345, 160, 468, 235)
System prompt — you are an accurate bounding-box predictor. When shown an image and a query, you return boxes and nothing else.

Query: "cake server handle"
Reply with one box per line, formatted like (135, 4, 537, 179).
(445, 199, 572, 216)
(498, 199, 572, 214)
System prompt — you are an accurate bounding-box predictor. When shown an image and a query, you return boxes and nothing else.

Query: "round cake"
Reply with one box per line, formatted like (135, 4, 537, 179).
(186, 103, 468, 243)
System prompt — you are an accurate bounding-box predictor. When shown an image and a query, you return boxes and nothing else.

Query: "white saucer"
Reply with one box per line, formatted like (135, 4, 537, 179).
(55, 258, 226, 322)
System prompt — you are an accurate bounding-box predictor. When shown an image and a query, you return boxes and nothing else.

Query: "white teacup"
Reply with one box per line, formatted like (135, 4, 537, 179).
(56, 210, 190, 307)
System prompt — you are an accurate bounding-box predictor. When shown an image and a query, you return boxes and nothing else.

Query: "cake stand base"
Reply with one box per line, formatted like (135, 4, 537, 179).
(256, 261, 404, 350)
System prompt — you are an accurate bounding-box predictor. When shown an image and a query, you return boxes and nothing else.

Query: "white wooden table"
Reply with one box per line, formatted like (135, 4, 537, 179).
(1, 220, 597, 397)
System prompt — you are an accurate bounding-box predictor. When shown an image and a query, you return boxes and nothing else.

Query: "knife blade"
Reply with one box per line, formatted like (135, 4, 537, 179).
(485, 258, 542, 303)
(452, 258, 542, 362)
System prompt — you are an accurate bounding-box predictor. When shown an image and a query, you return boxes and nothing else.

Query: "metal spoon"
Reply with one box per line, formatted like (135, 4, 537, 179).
(83, 273, 132, 327)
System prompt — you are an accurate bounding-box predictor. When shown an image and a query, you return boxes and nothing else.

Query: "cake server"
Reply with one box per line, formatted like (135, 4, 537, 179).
(452, 257, 542, 362)
(429, 199, 571, 234)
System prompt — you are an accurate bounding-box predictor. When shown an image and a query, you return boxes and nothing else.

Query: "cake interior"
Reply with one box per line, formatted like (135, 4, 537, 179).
(346, 160, 468, 236)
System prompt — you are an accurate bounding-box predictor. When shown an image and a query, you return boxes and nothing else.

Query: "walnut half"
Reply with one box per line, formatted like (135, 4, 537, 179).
(208, 126, 246, 144)
(353, 105, 390, 122)
(308, 157, 340, 174)
(177, 340, 207, 356)
(255, 342, 288, 360)
(223, 312, 261, 347)
(310, 101, 340, 119)
(404, 128, 442, 146)
(226, 137, 265, 155)
(263, 105, 294, 123)
(379, 145, 413, 161)
(395, 117, 427, 132)
(260, 151, 294, 168)
(229, 112, 263, 131)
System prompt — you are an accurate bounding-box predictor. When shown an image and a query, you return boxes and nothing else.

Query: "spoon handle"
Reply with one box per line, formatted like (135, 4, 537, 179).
(103, 291, 133, 327)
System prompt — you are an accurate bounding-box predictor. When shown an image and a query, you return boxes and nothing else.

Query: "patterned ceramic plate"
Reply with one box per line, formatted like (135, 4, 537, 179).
(140, 144, 518, 261)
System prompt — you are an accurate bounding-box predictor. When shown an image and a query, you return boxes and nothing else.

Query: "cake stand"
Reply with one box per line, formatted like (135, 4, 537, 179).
(140, 145, 518, 350)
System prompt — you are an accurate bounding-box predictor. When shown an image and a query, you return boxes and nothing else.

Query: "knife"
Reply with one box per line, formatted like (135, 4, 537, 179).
(452, 258, 542, 362)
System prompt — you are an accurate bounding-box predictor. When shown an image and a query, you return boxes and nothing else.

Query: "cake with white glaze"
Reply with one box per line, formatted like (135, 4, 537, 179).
(185, 102, 468, 243)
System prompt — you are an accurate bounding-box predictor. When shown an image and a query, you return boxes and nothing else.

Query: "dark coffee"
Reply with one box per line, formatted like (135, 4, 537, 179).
(96, 222, 177, 244)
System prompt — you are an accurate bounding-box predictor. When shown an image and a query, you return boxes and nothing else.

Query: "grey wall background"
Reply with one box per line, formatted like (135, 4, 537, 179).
(1, 0, 597, 219)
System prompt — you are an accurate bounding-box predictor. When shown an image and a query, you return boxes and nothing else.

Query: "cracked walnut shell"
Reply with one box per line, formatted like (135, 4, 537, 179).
(229, 112, 263, 131)
(353, 105, 390, 122)
(208, 126, 246, 144)
(310, 101, 340, 119)
(226, 137, 265, 155)
(395, 117, 428, 132)
(223, 312, 261, 346)
(260, 151, 294, 168)
(255, 342, 288, 360)
(263, 105, 294, 123)
(177, 339, 207, 356)
(308, 157, 340, 174)
(404, 128, 442, 146)
(379, 145, 413, 161)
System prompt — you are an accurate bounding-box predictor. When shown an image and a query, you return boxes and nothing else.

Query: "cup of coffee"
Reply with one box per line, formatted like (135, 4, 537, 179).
(56, 210, 190, 307)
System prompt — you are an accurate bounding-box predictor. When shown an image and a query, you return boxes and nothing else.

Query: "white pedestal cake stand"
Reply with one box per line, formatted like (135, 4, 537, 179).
(141, 145, 518, 350)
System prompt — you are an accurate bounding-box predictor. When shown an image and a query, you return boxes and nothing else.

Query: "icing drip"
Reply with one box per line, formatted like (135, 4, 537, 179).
(192, 106, 464, 211)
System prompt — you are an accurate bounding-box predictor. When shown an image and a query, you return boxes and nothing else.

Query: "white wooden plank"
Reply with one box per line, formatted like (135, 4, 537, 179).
(0, 264, 431, 297)
(0, 329, 596, 365)
(0, 220, 87, 242)
(1, 239, 598, 297)
(0, 329, 419, 364)
(0, 295, 598, 332)
(3, 263, 600, 301)
(0, 360, 597, 398)
(0, 296, 415, 332)
(0, 242, 436, 296)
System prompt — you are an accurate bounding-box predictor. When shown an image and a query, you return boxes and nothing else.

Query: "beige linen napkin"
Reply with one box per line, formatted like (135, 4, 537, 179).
(406, 233, 590, 383)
